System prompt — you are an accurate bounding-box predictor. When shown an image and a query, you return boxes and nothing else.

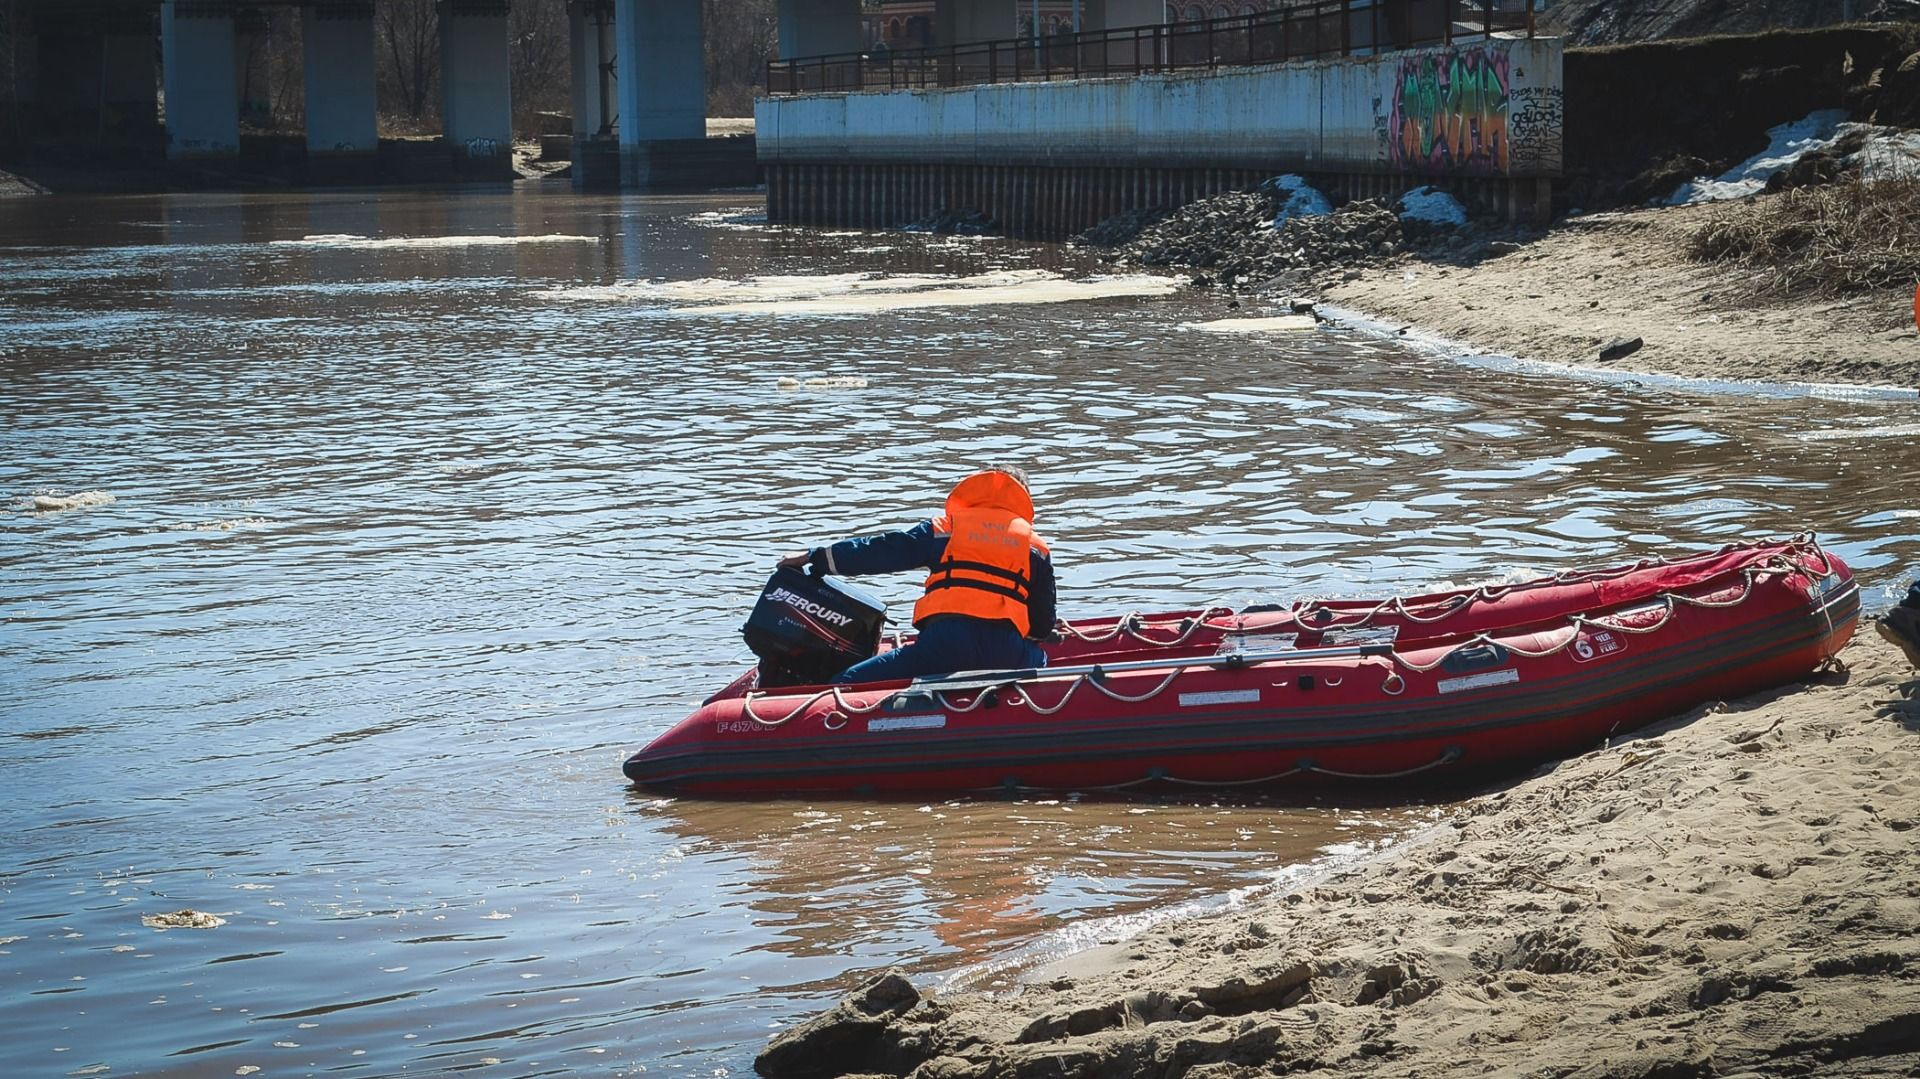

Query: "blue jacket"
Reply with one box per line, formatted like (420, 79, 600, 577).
(810, 521, 1057, 640)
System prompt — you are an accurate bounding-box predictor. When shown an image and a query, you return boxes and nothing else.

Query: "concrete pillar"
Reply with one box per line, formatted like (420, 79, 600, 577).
(302, 3, 377, 155)
(161, 0, 240, 158)
(613, 0, 704, 186)
(569, 0, 613, 138)
(934, 0, 1017, 46)
(440, 0, 512, 164)
(776, 0, 862, 59)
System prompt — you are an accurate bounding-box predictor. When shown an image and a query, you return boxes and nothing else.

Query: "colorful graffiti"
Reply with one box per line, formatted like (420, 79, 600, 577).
(1388, 43, 1510, 176)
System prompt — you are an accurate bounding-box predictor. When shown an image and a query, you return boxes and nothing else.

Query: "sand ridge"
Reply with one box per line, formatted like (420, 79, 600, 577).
(1322, 201, 1920, 391)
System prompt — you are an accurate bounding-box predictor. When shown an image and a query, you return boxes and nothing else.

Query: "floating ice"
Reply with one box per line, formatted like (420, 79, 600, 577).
(141, 909, 226, 930)
(271, 233, 601, 250)
(544, 269, 1178, 315)
(29, 490, 114, 513)
(687, 209, 771, 230)
(779, 375, 869, 390)
(1183, 315, 1317, 333)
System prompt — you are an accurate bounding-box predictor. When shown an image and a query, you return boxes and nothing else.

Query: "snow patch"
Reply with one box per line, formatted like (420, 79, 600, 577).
(1261, 174, 1332, 225)
(1668, 109, 1849, 204)
(1397, 186, 1469, 227)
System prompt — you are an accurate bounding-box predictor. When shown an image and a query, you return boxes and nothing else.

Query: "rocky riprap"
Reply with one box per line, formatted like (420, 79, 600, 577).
(1079, 191, 1404, 289)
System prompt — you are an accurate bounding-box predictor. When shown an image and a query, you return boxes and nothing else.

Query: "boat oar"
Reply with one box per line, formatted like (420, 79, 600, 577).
(898, 643, 1396, 696)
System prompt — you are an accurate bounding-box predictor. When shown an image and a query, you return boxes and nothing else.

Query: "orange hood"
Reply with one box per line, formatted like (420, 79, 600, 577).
(944, 470, 1033, 522)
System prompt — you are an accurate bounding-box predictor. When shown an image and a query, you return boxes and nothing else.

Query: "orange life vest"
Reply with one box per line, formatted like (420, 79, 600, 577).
(912, 470, 1050, 636)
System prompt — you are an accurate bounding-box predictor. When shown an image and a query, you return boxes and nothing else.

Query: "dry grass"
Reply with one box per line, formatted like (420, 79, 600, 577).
(1688, 178, 1920, 298)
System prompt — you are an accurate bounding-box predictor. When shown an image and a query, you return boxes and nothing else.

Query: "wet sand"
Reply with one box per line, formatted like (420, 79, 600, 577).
(761, 629, 1920, 1077)
(1323, 198, 1920, 391)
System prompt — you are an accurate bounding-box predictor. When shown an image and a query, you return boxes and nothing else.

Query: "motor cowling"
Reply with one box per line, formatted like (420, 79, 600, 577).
(742, 567, 886, 688)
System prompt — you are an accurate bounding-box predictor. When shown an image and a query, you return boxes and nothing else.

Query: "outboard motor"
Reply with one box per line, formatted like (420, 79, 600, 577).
(742, 567, 887, 689)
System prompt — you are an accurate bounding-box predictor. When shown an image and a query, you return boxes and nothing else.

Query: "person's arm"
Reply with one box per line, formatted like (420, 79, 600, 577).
(779, 521, 944, 577)
(1026, 548, 1057, 640)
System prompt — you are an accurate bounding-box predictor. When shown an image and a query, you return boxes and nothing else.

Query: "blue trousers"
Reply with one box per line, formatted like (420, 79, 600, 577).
(834, 617, 1046, 685)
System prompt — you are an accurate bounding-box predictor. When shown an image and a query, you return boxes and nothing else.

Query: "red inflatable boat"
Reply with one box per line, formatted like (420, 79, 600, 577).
(624, 538, 1857, 796)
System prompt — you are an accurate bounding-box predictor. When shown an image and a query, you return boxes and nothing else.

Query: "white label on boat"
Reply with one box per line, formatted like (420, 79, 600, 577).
(868, 713, 947, 733)
(1436, 668, 1520, 694)
(1325, 625, 1400, 646)
(1178, 689, 1261, 707)
(1570, 629, 1626, 663)
(1217, 633, 1296, 655)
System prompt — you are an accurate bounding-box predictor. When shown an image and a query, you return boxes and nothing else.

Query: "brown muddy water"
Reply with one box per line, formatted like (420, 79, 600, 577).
(1, 187, 1915, 1077)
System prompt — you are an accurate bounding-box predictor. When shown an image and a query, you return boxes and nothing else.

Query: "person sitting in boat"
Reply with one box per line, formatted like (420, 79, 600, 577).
(777, 465, 1057, 684)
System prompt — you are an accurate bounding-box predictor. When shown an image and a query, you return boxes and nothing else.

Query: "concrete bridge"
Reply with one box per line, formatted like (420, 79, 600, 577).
(1, 0, 714, 184)
(1, 0, 1561, 223)
(0, 0, 1174, 187)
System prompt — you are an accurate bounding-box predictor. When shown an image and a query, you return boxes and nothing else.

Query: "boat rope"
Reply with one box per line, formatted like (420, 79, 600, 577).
(736, 538, 1836, 728)
(1295, 745, 1464, 779)
(1048, 536, 1827, 649)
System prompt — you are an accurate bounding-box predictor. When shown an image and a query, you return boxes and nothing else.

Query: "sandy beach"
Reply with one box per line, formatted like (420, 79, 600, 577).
(1323, 199, 1920, 391)
(759, 627, 1920, 1078)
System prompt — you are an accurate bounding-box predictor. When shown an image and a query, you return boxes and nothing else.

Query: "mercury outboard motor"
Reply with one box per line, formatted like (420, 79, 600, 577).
(742, 567, 887, 689)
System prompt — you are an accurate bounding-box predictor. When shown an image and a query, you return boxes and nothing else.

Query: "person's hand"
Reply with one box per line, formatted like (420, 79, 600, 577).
(777, 550, 813, 570)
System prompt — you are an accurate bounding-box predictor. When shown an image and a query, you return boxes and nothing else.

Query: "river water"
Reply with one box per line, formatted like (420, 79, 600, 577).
(1, 187, 1914, 1077)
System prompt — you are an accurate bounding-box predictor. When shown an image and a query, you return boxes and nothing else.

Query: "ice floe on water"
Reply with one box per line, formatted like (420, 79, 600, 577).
(271, 233, 602, 250)
(1182, 315, 1317, 333)
(687, 208, 771, 230)
(777, 375, 869, 390)
(141, 909, 225, 930)
(541, 268, 1178, 315)
(164, 517, 269, 533)
(1797, 421, 1920, 441)
(27, 490, 115, 513)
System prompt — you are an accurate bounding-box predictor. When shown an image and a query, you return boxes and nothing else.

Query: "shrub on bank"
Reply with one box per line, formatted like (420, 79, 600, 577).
(1688, 177, 1920, 297)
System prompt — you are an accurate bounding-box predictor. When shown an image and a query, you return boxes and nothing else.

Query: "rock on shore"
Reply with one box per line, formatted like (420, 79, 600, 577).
(0, 169, 48, 198)
(1081, 190, 1402, 289)
(758, 631, 1920, 1079)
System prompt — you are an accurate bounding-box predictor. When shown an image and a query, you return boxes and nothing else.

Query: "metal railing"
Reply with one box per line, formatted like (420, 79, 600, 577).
(767, 0, 1536, 96)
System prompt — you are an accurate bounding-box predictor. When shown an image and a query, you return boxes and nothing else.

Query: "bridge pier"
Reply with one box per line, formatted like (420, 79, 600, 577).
(161, 0, 240, 158)
(302, 1, 378, 169)
(440, 0, 513, 176)
(613, 0, 705, 188)
(569, 0, 613, 139)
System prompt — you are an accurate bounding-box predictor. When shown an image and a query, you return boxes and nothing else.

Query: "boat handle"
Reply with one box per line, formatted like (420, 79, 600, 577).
(1381, 672, 1405, 696)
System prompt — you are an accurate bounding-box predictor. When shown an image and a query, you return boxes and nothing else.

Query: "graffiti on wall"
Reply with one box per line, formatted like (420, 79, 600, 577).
(1387, 43, 1511, 176)
(1508, 85, 1565, 175)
